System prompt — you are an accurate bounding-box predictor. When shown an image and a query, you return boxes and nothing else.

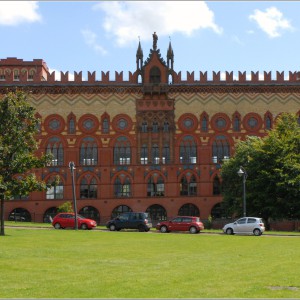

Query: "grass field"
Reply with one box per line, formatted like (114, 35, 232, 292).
(1, 227, 300, 299)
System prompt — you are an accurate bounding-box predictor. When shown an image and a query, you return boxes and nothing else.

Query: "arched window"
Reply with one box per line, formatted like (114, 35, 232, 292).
(162, 144, 170, 164)
(212, 135, 230, 163)
(9, 208, 31, 222)
(201, 116, 208, 132)
(233, 116, 240, 132)
(179, 136, 197, 164)
(163, 120, 169, 132)
(178, 203, 200, 217)
(150, 66, 161, 84)
(265, 116, 272, 130)
(213, 176, 221, 195)
(140, 144, 148, 165)
(180, 174, 197, 196)
(114, 136, 131, 165)
(102, 118, 109, 133)
(114, 175, 131, 197)
(46, 177, 63, 199)
(68, 118, 75, 134)
(152, 144, 160, 164)
(46, 137, 64, 166)
(13, 69, 20, 81)
(80, 137, 97, 165)
(80, 176, 97, 199)
(147, 174, 165, 197)
(142, 121, 148, 133)
(211, 203, 226, 219)
(28, 69, 35, 81)
(152, 121, 159, 133)
(43, 207, 58, 223)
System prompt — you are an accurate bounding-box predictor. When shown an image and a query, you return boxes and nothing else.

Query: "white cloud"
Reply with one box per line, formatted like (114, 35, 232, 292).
(93, 1, 222, 46)
(81, 29, 108, 55)
(0, 1, 41, 26)
(249, 7, 293, 38)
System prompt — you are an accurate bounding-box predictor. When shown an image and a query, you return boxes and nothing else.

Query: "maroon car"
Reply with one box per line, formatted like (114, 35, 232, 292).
(156, 216, 204, 234)
(52, 213, 97, 230)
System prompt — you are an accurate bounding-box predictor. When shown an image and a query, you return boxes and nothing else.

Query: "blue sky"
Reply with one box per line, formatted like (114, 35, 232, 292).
(0, 1, 299, 80)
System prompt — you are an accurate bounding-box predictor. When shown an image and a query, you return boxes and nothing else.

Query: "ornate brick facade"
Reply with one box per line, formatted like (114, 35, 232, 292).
(1, 34, 300, 225)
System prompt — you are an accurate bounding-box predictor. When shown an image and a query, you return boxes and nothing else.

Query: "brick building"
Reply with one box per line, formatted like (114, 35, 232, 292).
(0, 33, 299, 225)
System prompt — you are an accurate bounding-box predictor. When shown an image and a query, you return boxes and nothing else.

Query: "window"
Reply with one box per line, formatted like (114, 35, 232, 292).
(178, 203, 200, 216)
(150, 66, 161, 84)
(113, 136, 131, 165)
(180, 175, 197, 196)
(147, 175, 165, 197)
(201, 116, 208, 132)
(163, 121, 169, 132)
(46, 137, 64, 166)
(213, 176, 221, 195)
(162, 144, 170, 164)
(151, 144, 160, 164)
(111, 205, 132, 219)
(212, 135, 230, 163)
(140, 144, 148, 165)
(142, 121, 148, 133)
(0, 69, 5, 80)
(179, 136, 197, 164)
(146, 204, 167, 221)
(265, 116, 272, 130)
(13, 70, 20, 81)
(80, 177, 97, 199)
(114, 175, 131, 197)
(46, 180, 63, 199)
(233, 116, 240, 132)
(152, 121, 158, 133)
(28, 70, 35, 81)
(237, 218, 246, 224)
(68, 118, 75, 134)
(102, 118, 109, 133)
(80, 137, 97, 165)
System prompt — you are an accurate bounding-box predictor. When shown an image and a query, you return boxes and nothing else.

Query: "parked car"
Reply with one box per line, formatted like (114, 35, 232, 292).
(156, 216, 204, 234)
(223, 217, 265, 236)
(52, 213, 97, 230)
(106, 212, 152, 232)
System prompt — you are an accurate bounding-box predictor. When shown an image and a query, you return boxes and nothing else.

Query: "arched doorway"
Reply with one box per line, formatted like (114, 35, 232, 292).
(111, 205, 132, 219)
(178, 203, 200, 217)
(43, 207, 58, 223)
(8, 208, 31, 222)
(79, 206, 100, 224)
(146, 204, 167, 226)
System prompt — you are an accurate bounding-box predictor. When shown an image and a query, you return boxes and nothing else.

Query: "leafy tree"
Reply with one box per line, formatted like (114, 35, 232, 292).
(221, 113, 300, 228)
(0, 91, 57, 236)
(57, 201, 73, 213)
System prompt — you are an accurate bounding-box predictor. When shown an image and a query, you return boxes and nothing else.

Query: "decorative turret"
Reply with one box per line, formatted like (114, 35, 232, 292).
(136, 37, 143, 70)
(167, 39, 174, 71)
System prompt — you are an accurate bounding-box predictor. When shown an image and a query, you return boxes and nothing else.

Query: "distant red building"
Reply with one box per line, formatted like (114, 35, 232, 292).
(0, 33, 299, 225)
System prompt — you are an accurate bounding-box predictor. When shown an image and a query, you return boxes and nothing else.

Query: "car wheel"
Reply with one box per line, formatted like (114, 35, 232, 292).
(226, 228, 234, 235)
(160, 225, 168, 233)
(253, 228, 261, 236)
(189, 226, 197, 234)
(138, 225, 145, 232)
(54, 223, 61, 229)
(81, 223, 88, 230)
(109, 224, 116, 231)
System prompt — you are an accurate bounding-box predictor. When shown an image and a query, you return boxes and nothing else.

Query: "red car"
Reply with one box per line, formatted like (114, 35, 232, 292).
(52, 213, 97, 230)
(156, 216, 204, 234)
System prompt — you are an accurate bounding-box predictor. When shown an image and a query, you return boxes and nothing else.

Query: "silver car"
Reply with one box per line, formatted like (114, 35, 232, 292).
(223, 217, 265, 236)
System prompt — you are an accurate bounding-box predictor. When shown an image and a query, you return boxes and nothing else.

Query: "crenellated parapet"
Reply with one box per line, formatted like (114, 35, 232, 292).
(1, 57, 300, 86)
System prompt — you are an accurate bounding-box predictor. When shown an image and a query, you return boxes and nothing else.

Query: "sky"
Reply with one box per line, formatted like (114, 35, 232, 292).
(0, 1, 300, 81)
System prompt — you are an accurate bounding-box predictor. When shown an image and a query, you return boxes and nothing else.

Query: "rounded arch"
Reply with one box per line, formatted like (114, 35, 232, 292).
(78, 114, 99, 134)
(79, 206, 100, 224)
(43, 207, 58, 223)
(111, 114, 133, 133)
(8, 208, 31, 222)
(44, 174, 65, 200)
(211, 203, 226, 219)
(176, 134, 200, 164)
(78, 172, 99, 199)
(145, 171, 166, 197)
(178, 203, 200, 217)
(242, 113, 263, 132)
(112, 172, 132, 198)
(209, 133, 234, 164)
(178, 113, 198, 132)
(146, 204, 167, 223)
(179, 171, 198, 196)
(111, 205, 132, 219)
(210, 113, 231, 132)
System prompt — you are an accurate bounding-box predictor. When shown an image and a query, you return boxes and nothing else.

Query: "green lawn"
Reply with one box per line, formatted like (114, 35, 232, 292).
(1, 228, 300, 298)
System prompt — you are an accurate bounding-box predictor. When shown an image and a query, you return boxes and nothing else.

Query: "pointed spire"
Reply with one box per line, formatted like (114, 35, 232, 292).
(167, 36, 174, 70)
(136, 36, 143, 70)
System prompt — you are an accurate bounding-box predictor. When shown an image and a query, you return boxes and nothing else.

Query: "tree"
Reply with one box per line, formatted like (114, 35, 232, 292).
(57, 201, 73, 213)
(221, 113, 300, 228)
(0, 91, 56, 236)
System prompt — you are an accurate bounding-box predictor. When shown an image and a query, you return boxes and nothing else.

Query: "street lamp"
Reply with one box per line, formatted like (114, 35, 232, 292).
(237, 166, 248, 217)
(69, 161, 78, 230)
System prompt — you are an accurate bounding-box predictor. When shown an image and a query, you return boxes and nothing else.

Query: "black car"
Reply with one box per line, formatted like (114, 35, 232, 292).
(106, 212, 152, 232)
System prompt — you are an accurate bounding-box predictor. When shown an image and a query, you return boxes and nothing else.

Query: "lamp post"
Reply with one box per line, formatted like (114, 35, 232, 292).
(237, 166, 248, 217)
(69, 161, 78, 230)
